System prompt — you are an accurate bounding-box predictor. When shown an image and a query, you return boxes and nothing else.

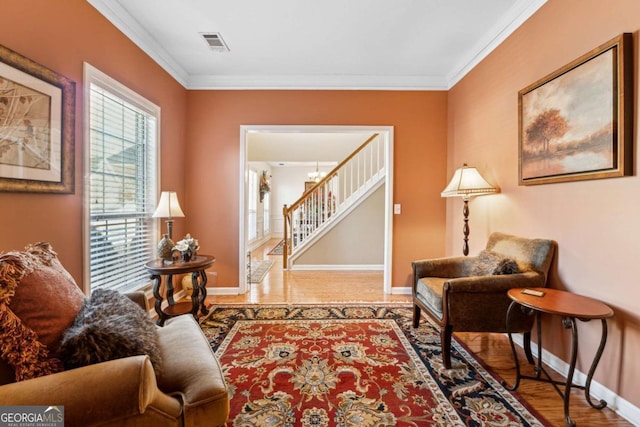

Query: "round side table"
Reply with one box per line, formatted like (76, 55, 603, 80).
(505, 287, 613, 427)
(144, 255, 216, 326)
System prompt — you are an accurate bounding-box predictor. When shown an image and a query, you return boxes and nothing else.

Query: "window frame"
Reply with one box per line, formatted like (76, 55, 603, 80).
(262, 190, 270, 235)
(82, 63, 161, 295)
(247, 168, 258, 241)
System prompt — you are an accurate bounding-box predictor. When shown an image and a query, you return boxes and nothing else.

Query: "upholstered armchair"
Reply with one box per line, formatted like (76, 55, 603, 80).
(412, 232, 555, 369)
(0, 243, 229, 427)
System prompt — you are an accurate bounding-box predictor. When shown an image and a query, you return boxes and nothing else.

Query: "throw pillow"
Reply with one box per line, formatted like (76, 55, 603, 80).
(470, 250, 520, 276)
(0, 305, 63, 381)
(8, 243, 86, 353)
(58, 289, 162, 374)
(0, 242, 84, 381)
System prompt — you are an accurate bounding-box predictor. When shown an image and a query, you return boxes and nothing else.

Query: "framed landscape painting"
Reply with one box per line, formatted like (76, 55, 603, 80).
(0, 44, 75, 193)
(519, 33, 633, 185)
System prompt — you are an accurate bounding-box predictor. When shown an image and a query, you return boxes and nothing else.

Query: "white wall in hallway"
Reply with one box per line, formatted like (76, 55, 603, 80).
(270, 166, 332, 236)
(247, 162, 271, 245)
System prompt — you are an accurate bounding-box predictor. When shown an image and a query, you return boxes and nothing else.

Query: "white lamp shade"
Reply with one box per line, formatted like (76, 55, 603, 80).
(152, 191, 185, 219)
(441, 165, 497, 199)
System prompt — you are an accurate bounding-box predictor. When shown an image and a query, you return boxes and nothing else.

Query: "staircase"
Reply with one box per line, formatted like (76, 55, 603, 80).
(282, 133, 386, 268)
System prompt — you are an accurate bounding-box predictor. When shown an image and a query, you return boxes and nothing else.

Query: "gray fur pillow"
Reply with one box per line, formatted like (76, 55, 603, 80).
(470, 250, 520, 276)
(58, 289, 161, 374)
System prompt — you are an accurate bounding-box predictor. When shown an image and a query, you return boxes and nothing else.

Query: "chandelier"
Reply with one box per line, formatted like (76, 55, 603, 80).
(307, 161, 326, 182)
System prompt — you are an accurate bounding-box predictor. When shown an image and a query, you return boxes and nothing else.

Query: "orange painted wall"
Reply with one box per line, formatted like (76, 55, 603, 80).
(0, 0, 188, 286)
(0, 3, 448, 290)
(448, 0, 640, 409)
(2, 0, 638, 415)
(185, 90, 448, 288)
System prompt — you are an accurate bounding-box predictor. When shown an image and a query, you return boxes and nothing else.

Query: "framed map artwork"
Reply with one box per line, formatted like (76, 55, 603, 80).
(0, 45, 75, 193)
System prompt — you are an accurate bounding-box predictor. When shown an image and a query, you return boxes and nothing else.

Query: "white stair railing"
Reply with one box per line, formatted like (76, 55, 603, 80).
(282, 133, 385, 268)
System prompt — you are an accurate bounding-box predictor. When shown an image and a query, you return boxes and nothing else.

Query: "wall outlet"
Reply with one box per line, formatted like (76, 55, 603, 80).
(393, 203, 401, 214)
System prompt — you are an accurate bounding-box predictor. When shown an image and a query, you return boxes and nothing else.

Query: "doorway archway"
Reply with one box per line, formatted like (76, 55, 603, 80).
(239, 125, 394, 294)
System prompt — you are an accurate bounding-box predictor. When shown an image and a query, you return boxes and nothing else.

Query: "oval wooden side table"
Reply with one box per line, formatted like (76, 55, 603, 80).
(144, 255, 216, 326)
(504, 287, 613, 427)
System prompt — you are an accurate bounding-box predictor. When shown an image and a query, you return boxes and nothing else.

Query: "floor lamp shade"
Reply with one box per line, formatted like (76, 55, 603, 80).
(153, 191, 185, 239)
(441, 164, 497, 200)
(441, 164, 497, 256)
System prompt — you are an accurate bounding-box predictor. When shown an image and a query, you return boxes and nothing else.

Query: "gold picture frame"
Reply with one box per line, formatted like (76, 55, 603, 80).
(0, 44, 75, 193)
(519, 33, 633, 185)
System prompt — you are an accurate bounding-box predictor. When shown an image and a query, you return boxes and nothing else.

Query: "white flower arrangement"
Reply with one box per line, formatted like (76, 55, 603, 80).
(173, 233, 200, 255)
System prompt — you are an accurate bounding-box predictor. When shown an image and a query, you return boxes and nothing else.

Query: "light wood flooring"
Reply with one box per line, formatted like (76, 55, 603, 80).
(205, 238, 632, 426)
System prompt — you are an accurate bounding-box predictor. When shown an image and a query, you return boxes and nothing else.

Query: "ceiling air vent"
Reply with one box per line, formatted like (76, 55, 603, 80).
(201, 32, 230, 52)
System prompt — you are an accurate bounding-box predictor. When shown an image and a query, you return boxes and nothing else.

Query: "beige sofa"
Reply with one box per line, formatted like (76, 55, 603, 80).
(0, 243, 229, 427)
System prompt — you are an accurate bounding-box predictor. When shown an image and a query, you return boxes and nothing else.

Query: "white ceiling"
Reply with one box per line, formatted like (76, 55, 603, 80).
(87, 0, 546, 90)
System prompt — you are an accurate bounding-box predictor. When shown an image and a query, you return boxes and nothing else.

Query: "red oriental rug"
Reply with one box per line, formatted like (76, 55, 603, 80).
(200, 305, 550, 427)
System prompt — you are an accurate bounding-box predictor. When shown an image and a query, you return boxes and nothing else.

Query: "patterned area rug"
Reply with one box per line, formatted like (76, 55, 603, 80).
(249, 259, 275, 283)
(267, 239, 285, 255)
(200, 305, 549, 426)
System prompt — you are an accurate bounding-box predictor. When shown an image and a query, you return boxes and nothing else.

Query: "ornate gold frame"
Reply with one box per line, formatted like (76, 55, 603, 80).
(0, 44, 75, 193)
(518, 33, 633, 185)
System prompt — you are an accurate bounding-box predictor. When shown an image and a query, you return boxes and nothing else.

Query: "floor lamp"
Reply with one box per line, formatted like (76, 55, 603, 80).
(441, 164, 497, 256)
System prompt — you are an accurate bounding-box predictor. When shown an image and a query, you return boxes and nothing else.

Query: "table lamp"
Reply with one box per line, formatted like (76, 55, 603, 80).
(441, 164, 497, 256)
(152, 191, 185, 240)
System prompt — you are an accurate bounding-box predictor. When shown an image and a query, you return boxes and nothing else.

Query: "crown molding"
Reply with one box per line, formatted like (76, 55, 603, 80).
(87, 0, 190, 86)
(88, 0, 546, 91)
(447, 0, 547, 87)
(185, 74, 448, 90)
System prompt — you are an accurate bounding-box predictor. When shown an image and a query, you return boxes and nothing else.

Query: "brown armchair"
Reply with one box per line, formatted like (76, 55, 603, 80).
(0, 292, 230, 427)
(412, 232, 555, 369)
(0, 242, 229, 426)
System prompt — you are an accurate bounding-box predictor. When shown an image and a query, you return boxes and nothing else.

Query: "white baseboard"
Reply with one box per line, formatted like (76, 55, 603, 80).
(206, 286, 242, 295)
(390, 286, 412, 295)
(511, 334, 639, 425)
(290, 264, 384, 271)
(247, 235, 272, 252)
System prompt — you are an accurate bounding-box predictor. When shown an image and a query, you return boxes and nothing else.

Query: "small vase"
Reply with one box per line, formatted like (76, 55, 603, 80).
(157, 234, 175, 261)
(181, 250, 193, 262)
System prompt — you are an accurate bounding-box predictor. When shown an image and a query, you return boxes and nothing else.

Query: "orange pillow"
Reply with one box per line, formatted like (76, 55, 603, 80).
(0, 242, 85, 381)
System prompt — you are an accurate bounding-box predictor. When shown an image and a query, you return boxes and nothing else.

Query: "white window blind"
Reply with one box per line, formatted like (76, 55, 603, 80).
(85, 66, 159, 292)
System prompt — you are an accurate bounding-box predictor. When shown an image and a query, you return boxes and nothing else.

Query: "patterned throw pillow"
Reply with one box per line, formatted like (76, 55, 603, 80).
(0, 242, 85, 381)
(58, 289, 162, 375)
(470, 250, 520, 276)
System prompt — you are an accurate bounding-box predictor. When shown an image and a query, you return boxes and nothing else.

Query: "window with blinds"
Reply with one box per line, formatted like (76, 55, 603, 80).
(85, 64, 159, 293)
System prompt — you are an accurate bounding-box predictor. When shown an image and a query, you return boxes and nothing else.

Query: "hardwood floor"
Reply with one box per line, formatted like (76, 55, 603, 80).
(205, 238, 632, 426)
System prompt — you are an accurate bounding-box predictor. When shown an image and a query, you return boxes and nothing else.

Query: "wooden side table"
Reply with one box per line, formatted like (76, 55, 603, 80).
(144, 255, 216, 326)
(505, 287, 614, 427)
